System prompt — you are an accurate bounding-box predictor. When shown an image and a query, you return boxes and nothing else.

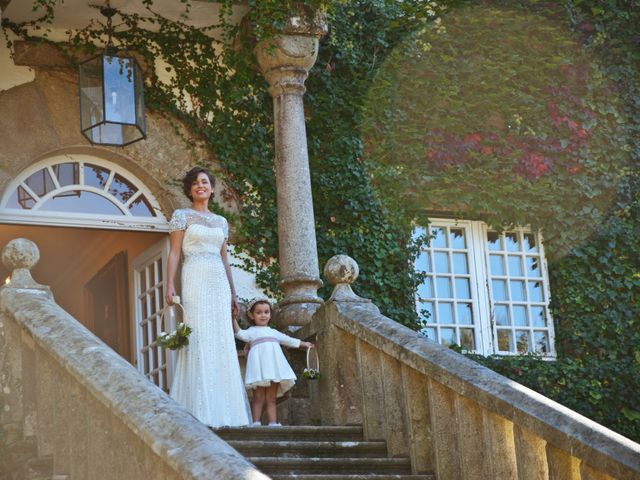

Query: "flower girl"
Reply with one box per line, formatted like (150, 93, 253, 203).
(233, 298, 314, 426)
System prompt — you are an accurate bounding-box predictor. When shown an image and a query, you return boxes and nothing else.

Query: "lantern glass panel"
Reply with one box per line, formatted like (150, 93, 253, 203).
(79, 55, 104, 133)
(103, 55, 136, 125)
(134, 63, 146, 132)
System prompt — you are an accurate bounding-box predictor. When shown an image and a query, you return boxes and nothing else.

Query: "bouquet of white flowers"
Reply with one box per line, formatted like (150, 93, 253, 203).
(157, 298, 192, 351)
(157, 322, 192, 350)
(302, 345, 321, 380)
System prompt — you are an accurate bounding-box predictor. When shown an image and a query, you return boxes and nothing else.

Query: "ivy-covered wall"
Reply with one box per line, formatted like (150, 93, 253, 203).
(3, 0, 638, 441)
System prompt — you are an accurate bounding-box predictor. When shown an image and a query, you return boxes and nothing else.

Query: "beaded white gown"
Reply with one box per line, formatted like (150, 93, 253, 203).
(168, 208, 251, 427)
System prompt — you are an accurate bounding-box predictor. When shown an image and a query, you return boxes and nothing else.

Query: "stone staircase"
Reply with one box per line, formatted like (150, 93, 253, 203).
(0, 434, 68, 480)
(214, 425, 435, 480)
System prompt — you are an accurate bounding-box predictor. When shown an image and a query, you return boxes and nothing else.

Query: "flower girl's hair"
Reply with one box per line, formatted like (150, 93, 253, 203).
(245, 298, 272, 325)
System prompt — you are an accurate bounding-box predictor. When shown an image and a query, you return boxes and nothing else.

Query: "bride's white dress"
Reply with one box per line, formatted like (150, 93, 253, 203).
(168, 208, 250, 427)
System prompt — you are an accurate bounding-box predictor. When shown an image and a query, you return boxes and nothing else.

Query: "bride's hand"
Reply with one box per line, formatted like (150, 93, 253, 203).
(165, 285, 177, 305)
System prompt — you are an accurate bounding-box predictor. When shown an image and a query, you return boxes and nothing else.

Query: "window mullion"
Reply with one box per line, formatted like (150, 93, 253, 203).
(47, 165, 61, 189)
(19, 182, 41, 205)
(538, 231, 557, 356)
(470, 221, 494, 355)
(104, 170, 116, 192)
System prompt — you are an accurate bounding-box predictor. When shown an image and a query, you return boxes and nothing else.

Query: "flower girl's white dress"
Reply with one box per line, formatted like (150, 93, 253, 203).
(235, 326, 301, 397)
(168, 209, 250, 427)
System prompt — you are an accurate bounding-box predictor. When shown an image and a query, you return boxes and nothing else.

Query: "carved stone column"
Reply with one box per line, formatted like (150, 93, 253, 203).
(255, 16, 327, 329)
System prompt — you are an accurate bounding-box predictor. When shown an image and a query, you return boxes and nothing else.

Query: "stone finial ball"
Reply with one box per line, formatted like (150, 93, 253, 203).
(1, 238, 40, 271)
(324, 254, 359, 286)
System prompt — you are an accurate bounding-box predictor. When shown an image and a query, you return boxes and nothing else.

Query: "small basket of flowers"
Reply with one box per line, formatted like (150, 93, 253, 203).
(302, 345, 321, 380)
(157, 297, 192, 351)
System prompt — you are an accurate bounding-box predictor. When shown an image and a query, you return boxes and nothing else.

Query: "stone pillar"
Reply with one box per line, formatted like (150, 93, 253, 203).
(1, 238, 51, 294)
(0, 238, 50, 457)
(255, 16, 327, 329)
(315, 255, 375, 425)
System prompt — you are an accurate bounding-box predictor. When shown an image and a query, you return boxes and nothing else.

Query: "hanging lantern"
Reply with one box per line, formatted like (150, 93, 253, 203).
(78, 5, 146, 147)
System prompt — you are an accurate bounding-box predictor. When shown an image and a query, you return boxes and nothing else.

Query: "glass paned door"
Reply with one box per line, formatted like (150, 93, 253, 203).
(132, 238, 173, 391)
(486, 229, 554, 355)
(416, 222, 480, 351)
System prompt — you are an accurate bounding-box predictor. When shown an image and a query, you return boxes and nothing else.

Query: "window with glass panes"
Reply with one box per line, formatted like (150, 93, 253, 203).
(1, 158, 160, 217)
(486, 230, 553, 355)
(415, 222, 480, 352)
(415, 220, 555, 356)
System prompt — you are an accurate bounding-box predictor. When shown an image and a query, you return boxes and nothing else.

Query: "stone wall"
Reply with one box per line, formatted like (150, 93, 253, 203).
(0, 239, 268, 480)
(307, 255, 640, 480)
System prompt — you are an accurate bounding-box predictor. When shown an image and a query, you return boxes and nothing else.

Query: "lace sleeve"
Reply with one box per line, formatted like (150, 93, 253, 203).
(168, 209, 187, 232)
(222, 216, 229, 240)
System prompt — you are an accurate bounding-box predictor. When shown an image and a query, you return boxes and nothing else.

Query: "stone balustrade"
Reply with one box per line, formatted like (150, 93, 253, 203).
(309, 254, 640, 480)
(0, 238, 268, 480)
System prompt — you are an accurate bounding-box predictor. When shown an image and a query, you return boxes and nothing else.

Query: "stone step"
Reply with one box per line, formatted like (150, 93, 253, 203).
(8, 435, 38, 457)
(21, 455, 54, 480)
(2, 437, 38, 476)
(247, 457, 413, 475)
(269, 476, 436, 480)
(214, 425, 364, 442)
(227, 439, 388, 458)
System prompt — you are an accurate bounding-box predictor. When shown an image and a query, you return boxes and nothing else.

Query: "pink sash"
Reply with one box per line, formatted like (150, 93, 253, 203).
(245, 336, 279, 354)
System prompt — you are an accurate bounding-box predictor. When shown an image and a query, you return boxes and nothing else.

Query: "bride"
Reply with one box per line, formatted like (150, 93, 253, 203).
(165, 166, 251, 427)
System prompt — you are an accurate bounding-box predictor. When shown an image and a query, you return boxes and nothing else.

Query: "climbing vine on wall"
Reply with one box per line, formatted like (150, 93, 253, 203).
(441, 0, 640, 442)
(362, 4, 632, 258)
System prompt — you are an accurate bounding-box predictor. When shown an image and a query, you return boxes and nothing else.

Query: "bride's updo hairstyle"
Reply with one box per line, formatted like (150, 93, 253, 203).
(182, 167, 215, 200)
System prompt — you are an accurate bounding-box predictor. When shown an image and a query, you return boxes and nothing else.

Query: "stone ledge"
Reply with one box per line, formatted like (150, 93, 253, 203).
(13, 41, 73, 68)
(327, 301, 640, 480)
(0, 286, 268, 480)
(12, 40, 151, 72)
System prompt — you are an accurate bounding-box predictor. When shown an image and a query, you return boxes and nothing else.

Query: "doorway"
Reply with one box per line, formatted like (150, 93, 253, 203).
(0, 224, 165, 365)
(85, 251, 130, 361)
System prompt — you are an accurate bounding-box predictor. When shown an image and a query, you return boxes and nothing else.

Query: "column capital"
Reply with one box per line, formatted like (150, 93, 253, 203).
(255, 16, 327, 98)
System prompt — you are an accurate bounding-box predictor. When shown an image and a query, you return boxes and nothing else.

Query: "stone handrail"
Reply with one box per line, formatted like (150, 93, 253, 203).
(311, 254, 640, 480)
(0, 238, 269, 480)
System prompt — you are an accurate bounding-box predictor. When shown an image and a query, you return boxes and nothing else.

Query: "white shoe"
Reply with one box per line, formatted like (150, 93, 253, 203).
(267, 422, 282, 427)
(252, 421, 262, 427)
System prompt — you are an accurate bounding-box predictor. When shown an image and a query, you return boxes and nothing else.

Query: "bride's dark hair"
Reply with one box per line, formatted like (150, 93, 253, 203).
(182, 167, 215, 200)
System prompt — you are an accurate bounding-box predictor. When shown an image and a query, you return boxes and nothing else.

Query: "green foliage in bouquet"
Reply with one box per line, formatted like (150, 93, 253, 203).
(302, 368, 321, 380)
(157, 322, 193, 351)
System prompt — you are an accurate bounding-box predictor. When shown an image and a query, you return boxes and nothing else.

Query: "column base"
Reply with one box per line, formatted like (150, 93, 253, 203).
(274, 297, 323, 331)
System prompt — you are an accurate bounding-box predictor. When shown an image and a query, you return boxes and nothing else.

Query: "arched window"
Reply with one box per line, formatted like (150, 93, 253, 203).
(0, 155, 167, 230)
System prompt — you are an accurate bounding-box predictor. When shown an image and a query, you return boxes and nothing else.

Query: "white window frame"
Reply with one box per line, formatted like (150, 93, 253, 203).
(0, 154, 168, 231)
(415, 219, 556, 357)
(131, 238, 173, 391)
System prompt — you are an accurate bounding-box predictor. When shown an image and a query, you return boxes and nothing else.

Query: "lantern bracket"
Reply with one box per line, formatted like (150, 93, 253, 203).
(100, 2, 118, 52)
